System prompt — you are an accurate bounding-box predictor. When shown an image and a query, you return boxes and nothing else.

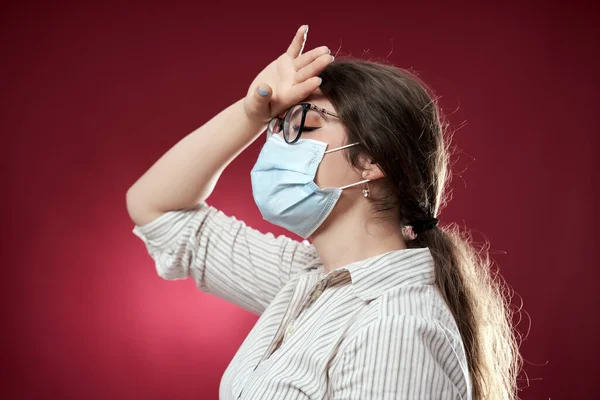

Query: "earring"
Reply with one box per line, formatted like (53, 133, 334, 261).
(362, 182, 370, 198)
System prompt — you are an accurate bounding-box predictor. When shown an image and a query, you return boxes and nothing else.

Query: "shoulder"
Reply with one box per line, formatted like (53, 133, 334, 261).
(355, 284, 459, 332)
(338, 284, 466, 368)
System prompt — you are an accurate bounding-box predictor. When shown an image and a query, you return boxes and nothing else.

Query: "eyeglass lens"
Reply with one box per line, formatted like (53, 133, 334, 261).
(283, 104, 305, 143)
(266, 104, 324, 143)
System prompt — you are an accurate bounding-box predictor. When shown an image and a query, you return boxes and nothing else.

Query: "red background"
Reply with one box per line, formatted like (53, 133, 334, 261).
(3, 1, 598, 399)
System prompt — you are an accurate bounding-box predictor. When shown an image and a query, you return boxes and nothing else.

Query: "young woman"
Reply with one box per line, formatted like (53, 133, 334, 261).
(127, 25, 521, 400)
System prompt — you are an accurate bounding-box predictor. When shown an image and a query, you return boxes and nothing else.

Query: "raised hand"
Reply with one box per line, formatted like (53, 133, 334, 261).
(244, 25, 334, 124)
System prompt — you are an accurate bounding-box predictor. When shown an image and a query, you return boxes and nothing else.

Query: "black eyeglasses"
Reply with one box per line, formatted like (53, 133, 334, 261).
(266, 103, 339, 144)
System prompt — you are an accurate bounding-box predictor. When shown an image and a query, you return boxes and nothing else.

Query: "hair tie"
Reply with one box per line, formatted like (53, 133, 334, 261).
(402, 217, 439, 240)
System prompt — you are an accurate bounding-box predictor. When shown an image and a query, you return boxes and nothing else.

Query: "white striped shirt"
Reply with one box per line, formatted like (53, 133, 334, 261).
(132, 201, 472, 399)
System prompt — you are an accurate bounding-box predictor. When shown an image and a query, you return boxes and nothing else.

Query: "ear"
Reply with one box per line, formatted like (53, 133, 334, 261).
(358, 155, 385, 181)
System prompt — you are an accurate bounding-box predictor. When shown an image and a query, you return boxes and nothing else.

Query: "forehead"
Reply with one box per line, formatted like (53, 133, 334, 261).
(302, 88, 334, 110)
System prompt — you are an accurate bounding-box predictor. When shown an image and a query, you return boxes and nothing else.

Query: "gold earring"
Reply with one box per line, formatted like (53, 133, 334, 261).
(362, 182, 370, 198)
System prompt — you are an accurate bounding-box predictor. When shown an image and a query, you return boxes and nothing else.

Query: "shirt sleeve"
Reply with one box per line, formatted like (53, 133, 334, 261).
(329, 315, 471, 400)
(131, 201, 319, 315)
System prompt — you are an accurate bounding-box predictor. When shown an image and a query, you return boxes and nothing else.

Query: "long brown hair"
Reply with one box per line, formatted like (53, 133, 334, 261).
(318, 59, 522, 399)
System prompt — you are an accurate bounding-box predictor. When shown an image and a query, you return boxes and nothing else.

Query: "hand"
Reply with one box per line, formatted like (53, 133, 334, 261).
(244, 25, 334, 124)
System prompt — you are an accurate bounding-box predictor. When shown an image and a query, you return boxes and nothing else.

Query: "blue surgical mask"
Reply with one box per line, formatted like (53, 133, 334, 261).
(250, 133, 368, 239)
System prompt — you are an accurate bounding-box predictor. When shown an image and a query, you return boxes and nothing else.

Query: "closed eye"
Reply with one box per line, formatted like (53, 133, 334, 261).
(303, 127, 319, 132)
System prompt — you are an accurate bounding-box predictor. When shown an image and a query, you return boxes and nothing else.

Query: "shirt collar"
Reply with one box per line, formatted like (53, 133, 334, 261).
(315, 247, 436, 302)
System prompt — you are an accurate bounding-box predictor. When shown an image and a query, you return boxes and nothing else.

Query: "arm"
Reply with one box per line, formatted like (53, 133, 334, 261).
(125, 97, 266, 227)
(329, 316, 471, 400)
(132, 201, 319, 315)
(127, 25, 332, 313)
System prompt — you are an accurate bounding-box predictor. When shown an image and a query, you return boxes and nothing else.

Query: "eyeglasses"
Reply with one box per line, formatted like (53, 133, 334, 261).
(266, 103, 339, 144)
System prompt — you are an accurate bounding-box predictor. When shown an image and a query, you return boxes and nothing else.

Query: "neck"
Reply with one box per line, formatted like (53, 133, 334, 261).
(308, 192, 408, 274)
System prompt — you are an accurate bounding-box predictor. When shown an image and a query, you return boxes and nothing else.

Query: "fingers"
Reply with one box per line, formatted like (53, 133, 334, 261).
(245, 82, 273, 123)
(295, 53, 334, 84)
(286, 25, 308, 59)
(293, 46, 330, 70)
(254, 82, 272, 101)
(288, 76, 323, 102)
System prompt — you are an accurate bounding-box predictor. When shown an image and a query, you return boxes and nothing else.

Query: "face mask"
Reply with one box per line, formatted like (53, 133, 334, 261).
(250, 133, 369, 239)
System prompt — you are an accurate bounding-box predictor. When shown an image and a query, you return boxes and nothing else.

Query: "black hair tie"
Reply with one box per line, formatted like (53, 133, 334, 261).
(409, 217, 439, 234)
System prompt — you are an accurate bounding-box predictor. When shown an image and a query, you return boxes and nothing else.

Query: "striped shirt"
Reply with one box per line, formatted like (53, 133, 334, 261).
(132, 201, 472, 399)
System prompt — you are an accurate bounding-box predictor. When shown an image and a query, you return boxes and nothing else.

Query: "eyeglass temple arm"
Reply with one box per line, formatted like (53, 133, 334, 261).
(309, 104, 338, 118)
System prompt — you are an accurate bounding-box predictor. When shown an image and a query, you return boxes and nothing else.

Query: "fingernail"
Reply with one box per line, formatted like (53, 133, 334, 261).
(258, 87, 268, 97)
(330, 55, 335, 62)
(305, 25, 309, 34)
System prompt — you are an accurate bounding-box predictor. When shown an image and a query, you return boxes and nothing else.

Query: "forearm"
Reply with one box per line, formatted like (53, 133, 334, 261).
(126, 97, 267, 226)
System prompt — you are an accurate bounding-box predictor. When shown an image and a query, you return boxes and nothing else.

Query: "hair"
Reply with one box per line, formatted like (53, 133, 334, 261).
(318, 58, 523, 400)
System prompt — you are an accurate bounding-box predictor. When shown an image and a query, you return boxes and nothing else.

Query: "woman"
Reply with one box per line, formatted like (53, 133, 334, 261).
(127, 25, 521, 399)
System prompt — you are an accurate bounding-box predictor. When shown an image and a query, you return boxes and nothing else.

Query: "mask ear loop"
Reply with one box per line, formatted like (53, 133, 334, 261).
(324, 142, 360, 154)
(338, 179, 370, 190)
(323, 141, 369, 191)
